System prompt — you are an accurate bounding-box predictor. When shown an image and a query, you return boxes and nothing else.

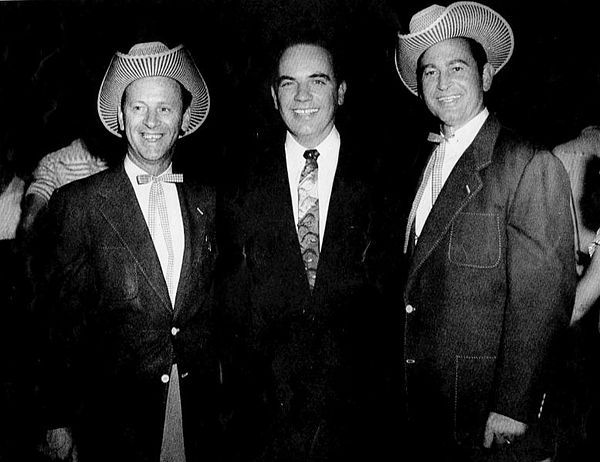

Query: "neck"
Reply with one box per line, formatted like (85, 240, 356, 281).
(441, 125, 456, 139)
(127, 154, 173, 176)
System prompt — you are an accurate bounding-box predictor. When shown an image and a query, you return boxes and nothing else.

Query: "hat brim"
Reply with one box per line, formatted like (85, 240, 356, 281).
(97, 44, 210, 138)
(396, 1, 514, 96)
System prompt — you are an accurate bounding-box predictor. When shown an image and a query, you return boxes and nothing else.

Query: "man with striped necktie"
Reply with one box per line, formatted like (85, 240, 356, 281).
(39, 41, 221, 462)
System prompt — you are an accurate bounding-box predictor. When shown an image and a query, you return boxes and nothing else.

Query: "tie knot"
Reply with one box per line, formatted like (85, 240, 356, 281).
(137, 173, 184, 185)
(303, 149, 320, 161)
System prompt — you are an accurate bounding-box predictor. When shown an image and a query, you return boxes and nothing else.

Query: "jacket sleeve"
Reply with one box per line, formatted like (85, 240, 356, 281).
(37, 186, 96, 429)
(492, 148, 576, 422)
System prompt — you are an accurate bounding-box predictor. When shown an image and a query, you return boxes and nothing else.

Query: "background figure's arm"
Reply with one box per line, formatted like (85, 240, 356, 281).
(571, 245, 600, 325)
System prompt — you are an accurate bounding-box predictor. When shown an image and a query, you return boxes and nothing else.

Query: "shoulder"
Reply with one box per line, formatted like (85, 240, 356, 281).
(49, 166, 119, 209)
(553, 126, 600, 159)
(493, 124, 562, 172)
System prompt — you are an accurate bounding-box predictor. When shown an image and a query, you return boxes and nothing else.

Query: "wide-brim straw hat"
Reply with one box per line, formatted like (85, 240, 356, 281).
(98, 41, 210, 138)
(396, 1, 514, 96)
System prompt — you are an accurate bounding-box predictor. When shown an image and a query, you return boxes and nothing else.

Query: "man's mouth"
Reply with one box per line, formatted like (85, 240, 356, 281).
(293, 108, 319, 115)
(141, 133, 163, 142)
(437, 95, 461, 104)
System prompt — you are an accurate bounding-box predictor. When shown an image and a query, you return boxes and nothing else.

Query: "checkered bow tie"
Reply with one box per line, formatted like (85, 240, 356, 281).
(427, 132, 453, 143)
(136, 173, 183, 184)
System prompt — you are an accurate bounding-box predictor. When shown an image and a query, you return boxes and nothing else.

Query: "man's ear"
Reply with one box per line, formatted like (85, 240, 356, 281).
(117, 106, 125, 132)
(180, 106, 192, 137)
(337, 81, 347, 106)
(270, 85, 279, 110)
(482, 63, 494, 92)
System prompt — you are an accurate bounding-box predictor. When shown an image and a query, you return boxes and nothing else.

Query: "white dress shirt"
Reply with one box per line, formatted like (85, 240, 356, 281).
(285, 127, 340, 248)
(415, 108, 489, 238)
(124, 156, 184, 306)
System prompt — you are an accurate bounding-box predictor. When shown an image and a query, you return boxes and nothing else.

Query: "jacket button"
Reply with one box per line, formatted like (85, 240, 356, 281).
(171, 327, 180, 336)
(161, 374, 170, 383)
(406, 304, 415, 314)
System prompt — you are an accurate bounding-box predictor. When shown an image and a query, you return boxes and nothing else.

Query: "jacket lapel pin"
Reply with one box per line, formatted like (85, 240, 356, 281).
(196, 207, 204, 215)
(465, 184, 471, 195)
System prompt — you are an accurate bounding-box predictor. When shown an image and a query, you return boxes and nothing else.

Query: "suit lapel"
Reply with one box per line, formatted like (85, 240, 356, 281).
(96, 165, 172, 312)
(316, 145, 351, 288)
(407, 115, 502, 284)
(173, 181, 208, 313)
(277, 146, 314, 294)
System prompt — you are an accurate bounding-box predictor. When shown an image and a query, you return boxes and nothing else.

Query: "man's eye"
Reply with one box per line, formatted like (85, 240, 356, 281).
(279, 80, 294, 88)
(312, 79, 327, 86)
(160, 107, 171, 113)
(423, 69, 436, 77)
(452, 65, 464, 72)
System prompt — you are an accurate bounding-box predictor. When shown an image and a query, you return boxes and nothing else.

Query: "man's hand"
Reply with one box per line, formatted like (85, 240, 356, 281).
(39, 427, 78, 461)
(483, 412, 527, 448)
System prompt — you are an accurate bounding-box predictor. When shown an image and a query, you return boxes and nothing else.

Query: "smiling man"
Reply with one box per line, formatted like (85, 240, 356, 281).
(220, 36, 384, 461)
(38, 42, 220, 462)
(392, 2, 576, 461)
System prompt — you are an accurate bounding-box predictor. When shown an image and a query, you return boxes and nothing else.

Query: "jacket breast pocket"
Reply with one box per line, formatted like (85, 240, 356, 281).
(97, 247, 138, 300)
(448, 212, 501, 268)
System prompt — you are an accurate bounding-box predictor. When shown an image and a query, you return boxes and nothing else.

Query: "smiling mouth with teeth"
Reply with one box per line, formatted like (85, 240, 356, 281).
(293, 108, 319, 115)
(142, 133, 164, 141)
(437, 95, 461, 103)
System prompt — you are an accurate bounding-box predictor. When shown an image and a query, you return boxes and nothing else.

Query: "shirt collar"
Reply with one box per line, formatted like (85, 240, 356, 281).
(441, 108, 489, 147)
(285, 126, 340, 161)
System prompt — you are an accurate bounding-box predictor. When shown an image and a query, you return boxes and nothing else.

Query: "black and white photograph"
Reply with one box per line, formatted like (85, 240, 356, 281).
(1, 0, 600, 461)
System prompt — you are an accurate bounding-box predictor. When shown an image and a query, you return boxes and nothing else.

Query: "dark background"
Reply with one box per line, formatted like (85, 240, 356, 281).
(1, 0, 599, 182)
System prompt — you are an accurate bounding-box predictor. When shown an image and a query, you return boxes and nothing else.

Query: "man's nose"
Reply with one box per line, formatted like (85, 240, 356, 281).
(144, 109, 158, 128)
(437, 71, 451, 90)
(294, 83, 311, 101)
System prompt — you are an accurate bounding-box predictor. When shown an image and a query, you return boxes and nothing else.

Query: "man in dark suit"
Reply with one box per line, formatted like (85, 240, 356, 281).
(221, 37, 383, 461)
(391, 2, 576, 461)
(39, 41, 220, 462)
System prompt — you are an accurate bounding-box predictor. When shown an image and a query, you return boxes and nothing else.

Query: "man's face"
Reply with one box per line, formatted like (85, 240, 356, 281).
(420, 38, 493, 132)
(118, 76, 190, 174)
(271, 43, 346, 148)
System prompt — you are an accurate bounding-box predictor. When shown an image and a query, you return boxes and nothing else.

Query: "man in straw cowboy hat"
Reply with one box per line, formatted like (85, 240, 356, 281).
(38, 41, 221, 462)
(392, 2, 575, 460)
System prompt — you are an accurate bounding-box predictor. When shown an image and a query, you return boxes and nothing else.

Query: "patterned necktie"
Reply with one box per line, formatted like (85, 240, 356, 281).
(298, 149, 320, 290)
(402, 133, 448, 254)
(136, 173, 183, 301)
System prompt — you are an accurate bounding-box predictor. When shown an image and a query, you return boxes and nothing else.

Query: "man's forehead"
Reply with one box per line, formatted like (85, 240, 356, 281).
(123, 76, 183, 99)
(278, 43, 334, 76)
(421, 38, 477, 65)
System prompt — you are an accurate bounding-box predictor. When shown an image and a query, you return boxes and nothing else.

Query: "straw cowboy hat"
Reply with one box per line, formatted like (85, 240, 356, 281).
(97, 41, 210, 138)
(396, 1, 514, 96)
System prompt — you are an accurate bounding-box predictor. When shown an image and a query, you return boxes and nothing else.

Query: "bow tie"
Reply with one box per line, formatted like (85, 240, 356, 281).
(136, 173, 184, 185)
(427, 132, 454, 144)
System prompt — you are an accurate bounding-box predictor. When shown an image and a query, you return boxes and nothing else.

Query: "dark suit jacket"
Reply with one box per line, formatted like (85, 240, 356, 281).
(40, 164, 222, 462)
(220, 134, 385, 461)
(396, 115, 576, 458)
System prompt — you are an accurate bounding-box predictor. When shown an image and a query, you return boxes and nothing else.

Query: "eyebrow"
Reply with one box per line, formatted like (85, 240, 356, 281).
(276, 72, 332, 85)
(422, 58, 471, 68)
